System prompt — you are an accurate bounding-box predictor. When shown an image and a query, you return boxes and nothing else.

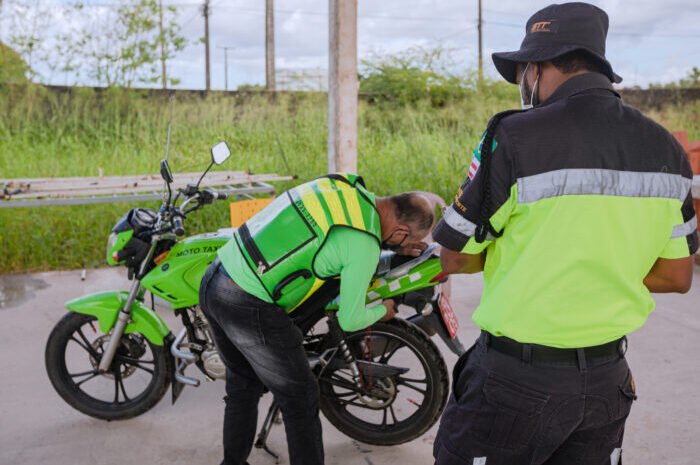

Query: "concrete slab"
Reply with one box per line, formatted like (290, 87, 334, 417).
(0, 267, 698, 465)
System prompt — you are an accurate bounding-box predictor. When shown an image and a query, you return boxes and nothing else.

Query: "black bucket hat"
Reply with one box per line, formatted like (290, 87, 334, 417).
(492, 2, 622, 84)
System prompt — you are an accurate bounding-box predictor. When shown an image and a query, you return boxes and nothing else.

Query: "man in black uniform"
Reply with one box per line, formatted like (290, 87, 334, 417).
(432, 3, 697, 464)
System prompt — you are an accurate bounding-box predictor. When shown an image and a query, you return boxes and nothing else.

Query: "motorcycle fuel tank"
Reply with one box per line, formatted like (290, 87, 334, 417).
(141, 229, 234, 308)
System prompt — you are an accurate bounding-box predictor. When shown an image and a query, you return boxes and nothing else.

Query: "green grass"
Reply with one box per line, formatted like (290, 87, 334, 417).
(0, 84, 697, 273)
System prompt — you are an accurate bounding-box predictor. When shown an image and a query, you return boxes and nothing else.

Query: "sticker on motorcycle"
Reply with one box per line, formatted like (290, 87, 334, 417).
(438, 292, 459, 339)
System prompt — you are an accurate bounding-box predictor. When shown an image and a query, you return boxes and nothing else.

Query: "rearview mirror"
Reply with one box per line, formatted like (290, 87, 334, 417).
(160, 159, 173, 183)
(211, 142, 231, 165)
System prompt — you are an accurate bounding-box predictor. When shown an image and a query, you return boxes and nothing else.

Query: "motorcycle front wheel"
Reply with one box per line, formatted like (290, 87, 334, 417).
(45, 312, 172, 420)
(318, 318, 449, 445)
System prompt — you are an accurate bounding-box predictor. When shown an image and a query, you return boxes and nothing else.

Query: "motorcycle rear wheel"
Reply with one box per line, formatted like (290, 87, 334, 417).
(319, 318, 449, 445)
(45, 312, 172, 420)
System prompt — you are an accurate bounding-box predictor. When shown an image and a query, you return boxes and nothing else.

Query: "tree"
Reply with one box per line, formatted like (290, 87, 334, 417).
(4, 0, 186, 87)
(0, 42, 29, 84)
(74, 0, 186, 87)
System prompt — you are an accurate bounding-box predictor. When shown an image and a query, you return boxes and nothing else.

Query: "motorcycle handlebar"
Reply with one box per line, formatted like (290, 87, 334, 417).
(206, 189, 228, 201)
(172, 215, 185, 236)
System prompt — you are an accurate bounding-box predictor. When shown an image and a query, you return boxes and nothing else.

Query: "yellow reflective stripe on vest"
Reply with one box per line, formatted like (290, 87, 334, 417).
(333, 180, 366, 231)
(316, 178, 349, 225)
(296, 183, 330, 232)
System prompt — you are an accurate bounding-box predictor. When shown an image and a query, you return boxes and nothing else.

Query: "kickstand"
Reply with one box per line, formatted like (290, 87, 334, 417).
(254, 402, 281, 464)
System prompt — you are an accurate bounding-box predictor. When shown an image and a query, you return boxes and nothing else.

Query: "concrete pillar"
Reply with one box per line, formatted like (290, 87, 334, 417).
(328, 0, 358, 173)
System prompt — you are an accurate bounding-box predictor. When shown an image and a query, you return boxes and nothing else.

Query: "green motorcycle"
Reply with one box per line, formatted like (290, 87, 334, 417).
(45, 142, 465, 449)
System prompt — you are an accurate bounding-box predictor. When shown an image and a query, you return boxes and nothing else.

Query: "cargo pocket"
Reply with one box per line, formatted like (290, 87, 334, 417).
(452, 344, 477, 402)
(617, 370, 637, 420)
(471, 372, 550, 449)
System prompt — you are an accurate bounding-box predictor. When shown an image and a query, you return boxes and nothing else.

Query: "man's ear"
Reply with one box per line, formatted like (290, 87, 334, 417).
(396, 225, 410, 236)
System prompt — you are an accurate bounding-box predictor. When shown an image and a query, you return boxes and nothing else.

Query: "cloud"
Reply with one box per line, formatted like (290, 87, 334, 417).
(4, 0, 699, 89)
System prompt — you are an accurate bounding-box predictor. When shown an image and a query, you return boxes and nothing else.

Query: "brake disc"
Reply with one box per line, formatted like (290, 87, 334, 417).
(357, 377, 397, 409)
(88, 335, 139, 380)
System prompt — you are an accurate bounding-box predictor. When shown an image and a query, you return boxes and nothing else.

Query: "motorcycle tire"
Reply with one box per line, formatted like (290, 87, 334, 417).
(45, 312, 172, 421)
(319, 318, 449, 445)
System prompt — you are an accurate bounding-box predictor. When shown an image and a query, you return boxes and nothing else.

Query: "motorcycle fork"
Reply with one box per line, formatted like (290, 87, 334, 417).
(98, 242, 158, 372)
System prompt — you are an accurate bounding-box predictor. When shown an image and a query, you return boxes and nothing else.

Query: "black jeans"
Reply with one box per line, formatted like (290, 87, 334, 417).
(199, 261, 324, 465)
(434, 334, 636, 465)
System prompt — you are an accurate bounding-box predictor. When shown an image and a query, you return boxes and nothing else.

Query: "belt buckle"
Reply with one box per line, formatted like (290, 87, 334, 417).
(617, 337, 628, 357)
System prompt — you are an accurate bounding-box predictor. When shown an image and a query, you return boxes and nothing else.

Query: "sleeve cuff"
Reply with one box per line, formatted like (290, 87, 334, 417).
(433, 219, 470, 251)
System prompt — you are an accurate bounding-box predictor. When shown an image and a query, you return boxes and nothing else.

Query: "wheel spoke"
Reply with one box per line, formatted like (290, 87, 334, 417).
(398, 381, 427, 395)
(69, 336, 99, 358)
(379, 341, 402, 364)
(118, 376, 130, 402)
(75, 372, 100, 387)
(130, 362, 154, 375)
(389, 404, 398, 423)
(381, 407, 388, 426)
(69, 369, 98, 378)
(118, 356, 155, 365)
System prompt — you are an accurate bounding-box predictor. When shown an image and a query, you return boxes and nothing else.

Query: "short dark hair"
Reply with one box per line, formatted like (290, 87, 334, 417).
(390, 193, 434, 233)
(550, 49, 607, 75)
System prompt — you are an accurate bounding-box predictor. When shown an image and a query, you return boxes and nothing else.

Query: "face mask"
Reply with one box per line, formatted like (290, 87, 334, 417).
(519, 63, 540, 110)
(382, 241, 401, 252)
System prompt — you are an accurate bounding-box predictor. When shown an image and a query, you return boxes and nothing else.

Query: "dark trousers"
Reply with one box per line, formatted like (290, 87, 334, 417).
(434, 334, 636, 465)
(199, 261, 324, 465)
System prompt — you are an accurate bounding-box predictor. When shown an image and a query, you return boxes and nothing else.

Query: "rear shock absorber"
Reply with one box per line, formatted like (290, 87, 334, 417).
(326, 314, 363, 389)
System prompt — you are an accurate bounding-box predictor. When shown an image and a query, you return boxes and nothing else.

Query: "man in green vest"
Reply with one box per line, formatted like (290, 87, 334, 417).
(199, 173, 434, 465)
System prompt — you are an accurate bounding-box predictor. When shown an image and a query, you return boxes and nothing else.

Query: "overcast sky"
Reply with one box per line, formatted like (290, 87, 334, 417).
(6, 0, 700, 89)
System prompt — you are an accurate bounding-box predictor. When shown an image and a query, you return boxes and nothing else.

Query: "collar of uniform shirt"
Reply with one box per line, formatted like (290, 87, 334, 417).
(538, 72, 621, 108)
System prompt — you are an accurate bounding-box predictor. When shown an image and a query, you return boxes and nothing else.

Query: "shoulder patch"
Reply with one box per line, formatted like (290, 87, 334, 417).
(468, 132, 498, 181)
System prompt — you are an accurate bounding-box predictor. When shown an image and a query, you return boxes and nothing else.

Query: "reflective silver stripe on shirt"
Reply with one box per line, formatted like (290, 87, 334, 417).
(671, 216, 698, 239)
(443, 207, 496, 241)
(517, 169, 692, 204)
(443, 206, 478, 236)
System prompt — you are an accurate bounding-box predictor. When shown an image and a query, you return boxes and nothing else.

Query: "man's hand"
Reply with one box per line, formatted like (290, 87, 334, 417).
(381, 299, 397, 321)
(396, 240, 429, 257)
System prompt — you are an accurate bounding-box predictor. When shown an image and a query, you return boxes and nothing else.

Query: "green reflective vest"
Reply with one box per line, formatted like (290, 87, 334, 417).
(226, 173, 381, 310)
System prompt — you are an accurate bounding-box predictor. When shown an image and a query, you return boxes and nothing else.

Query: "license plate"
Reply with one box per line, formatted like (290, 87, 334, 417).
(438, 292, 459, 339)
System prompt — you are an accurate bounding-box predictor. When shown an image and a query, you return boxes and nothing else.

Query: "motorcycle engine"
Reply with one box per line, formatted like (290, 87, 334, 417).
(202, 349, 226, 380)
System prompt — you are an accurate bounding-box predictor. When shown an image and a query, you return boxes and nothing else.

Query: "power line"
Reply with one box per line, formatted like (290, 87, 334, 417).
(483, 19, 700, 38)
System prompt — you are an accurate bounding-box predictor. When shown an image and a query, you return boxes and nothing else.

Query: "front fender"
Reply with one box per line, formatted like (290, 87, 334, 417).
(65, 291, 171, 346)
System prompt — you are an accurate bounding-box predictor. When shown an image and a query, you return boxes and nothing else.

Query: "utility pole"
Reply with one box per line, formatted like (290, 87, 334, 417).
(265, 0, 275, 90)
(159, 0, 167, 89)
(201, 0, 211, 91)
(477, 0, 483, 84)
(328, 0, 358, 173)
(218, 46, 234, 91)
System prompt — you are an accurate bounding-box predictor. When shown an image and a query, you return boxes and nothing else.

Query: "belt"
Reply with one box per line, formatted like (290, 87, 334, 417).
(480, 331, 627, 370)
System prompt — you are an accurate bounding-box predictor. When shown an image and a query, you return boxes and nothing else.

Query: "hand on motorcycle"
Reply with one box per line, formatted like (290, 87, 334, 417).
(381, 299, 397, 321)
(396, 240, 429, 257)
